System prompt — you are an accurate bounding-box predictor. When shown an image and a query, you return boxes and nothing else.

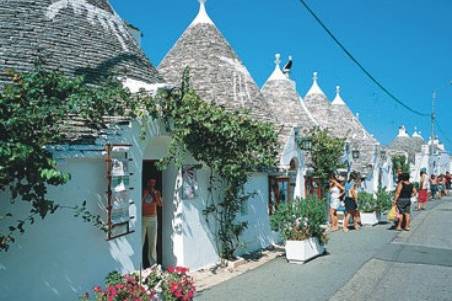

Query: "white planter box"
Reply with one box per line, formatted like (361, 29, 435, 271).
(360, 211, 379, 226)
(285, 237, 325, 264)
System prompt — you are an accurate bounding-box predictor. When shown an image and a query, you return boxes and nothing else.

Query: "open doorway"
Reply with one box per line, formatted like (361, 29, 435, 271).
(142, 161, 163, 268)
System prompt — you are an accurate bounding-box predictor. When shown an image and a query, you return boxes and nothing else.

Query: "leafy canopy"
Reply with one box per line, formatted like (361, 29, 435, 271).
(306, 128, 345, 179)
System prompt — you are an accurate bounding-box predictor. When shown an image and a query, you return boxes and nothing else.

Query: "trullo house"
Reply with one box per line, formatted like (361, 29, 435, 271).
(0, 0, 277, 300)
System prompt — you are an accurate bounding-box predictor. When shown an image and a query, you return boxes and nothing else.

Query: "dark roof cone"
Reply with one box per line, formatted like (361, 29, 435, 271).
(0, 0, 161, 86)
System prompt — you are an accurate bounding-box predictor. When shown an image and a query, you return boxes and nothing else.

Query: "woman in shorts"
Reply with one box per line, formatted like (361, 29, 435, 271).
(328, 175, 344, 231)
(393, 173, 416, 231)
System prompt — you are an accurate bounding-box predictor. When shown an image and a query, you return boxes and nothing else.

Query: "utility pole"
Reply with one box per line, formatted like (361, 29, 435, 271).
(430, 91, 436, 157)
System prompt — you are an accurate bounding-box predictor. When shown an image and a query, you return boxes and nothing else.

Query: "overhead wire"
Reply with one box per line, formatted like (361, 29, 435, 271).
(298, 0, 431, 118)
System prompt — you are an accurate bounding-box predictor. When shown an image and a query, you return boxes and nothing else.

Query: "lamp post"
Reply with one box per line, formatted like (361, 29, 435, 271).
(352, 149, 360, 160)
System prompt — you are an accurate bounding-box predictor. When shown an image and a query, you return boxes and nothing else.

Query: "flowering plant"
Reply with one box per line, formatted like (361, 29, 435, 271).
(81, 266, 195, 301)
(81, 272, 155, 301)
(160, 266, 196, 301)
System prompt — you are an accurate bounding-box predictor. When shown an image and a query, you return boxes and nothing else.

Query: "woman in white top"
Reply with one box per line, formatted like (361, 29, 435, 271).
(329, 175, 344, 231)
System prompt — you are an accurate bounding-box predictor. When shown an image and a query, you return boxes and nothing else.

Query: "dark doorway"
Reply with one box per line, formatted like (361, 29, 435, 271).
(142, 160, 163, 267)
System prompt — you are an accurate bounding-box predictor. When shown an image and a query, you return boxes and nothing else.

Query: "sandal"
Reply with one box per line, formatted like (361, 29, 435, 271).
(396, 227, 402, 231)
(404, 227, 411, 231)
(343, 228, 349, 233)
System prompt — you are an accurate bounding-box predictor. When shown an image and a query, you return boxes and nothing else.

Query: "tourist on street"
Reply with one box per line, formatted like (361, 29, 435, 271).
(446, 172, 451, 190)
(446, 171, 451, 190)
(439, 174, 447, 197)
(329, 175, 344, 231)
(430, 174, 438, 200)
(142, 178, 162, 267)
(343, 172, 360, 232)
(417, 170, 428, 210)
(393, 173, 416, 231)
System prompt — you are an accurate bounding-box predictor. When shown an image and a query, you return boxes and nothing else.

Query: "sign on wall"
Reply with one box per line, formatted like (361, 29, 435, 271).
(105, 144, 135, 240)
(181, 165, 199, 200)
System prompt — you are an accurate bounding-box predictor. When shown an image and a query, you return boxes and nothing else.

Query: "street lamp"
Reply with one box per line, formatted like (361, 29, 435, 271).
(380, 150, 387, 161)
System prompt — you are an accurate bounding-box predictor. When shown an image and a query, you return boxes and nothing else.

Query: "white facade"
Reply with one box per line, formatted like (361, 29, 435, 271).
(0, 119, 275, 300)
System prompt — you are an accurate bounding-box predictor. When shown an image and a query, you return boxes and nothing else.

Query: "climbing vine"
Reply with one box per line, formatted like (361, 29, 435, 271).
(152, 69, 279, 259)
(0, 65, 144, 250)
(0, 66, 279, 258)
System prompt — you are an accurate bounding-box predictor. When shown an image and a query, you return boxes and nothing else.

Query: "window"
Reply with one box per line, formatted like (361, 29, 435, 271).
(105, 144, 135, 240)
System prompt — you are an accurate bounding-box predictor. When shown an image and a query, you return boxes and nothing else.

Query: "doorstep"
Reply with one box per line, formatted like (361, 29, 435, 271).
(191, 246, 285, 292)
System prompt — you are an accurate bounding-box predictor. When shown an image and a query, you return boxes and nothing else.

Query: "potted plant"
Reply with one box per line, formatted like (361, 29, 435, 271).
(270, 196, 327, 264)
(375, 188, 393, 222)
(358, 192, 379, 226)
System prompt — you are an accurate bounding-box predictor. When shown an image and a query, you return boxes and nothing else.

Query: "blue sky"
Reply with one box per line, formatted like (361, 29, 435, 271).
(111, 0, 452, 150)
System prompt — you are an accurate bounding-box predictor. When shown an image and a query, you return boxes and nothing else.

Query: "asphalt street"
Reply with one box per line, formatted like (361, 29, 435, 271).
(196, 196, 452, 301)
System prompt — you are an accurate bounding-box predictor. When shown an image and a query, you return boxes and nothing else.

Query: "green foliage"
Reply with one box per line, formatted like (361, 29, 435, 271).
(1, 66, 278, 258)
(0, 66, 143, 250)
(306, 128, 345, 180)
(375, 188, 393, 212)
(153, 69, 279, 259)
(104, 271, 123, 286)
(357, 192, 376, 213)
(270, 197, 328, 245)
(391, 154, 410, 175)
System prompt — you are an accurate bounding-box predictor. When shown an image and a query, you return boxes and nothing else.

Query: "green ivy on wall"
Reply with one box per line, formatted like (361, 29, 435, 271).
(0, 66, 279, 258)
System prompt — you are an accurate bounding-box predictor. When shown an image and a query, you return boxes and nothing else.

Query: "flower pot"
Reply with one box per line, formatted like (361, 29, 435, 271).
(285, 237, 325, 264)
(360, 211, 379, 226)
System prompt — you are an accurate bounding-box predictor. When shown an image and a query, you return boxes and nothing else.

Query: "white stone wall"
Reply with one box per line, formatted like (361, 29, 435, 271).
(0, 120, 276, 299)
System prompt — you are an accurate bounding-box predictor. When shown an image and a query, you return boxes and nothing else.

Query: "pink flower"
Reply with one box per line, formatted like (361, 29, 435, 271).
(167, 265, 175, 273)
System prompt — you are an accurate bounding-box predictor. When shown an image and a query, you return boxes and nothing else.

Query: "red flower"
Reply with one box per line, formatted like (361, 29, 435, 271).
(167, 265, 176, 273)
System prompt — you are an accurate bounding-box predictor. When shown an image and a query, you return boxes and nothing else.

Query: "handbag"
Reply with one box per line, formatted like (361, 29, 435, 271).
(387, 205, 398, 221)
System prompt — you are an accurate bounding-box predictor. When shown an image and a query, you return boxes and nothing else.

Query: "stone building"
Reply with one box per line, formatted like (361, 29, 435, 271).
(158, 0, 277, 271)
(388, 126, 449, 182)
(260, 54, 318, 205)
(1, 0, 276, 299)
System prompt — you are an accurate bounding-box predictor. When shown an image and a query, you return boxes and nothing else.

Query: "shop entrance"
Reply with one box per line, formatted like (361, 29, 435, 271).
(142, 160, 163, 268)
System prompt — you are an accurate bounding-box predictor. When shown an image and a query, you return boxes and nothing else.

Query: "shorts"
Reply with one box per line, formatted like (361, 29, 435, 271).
(397, 198, 411, 214)
(330, 199, 340, 210)
(344, 197, 357, 212)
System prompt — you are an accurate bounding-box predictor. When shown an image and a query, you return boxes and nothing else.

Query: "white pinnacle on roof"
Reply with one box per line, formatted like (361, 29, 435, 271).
(331, 85, 346, 105)
(190, 0, 214, 26)
(306, 72, 326, 96)
(397, 125, 409, 137)
(412, 127, 424, 140)
(266, 53, 289, 82)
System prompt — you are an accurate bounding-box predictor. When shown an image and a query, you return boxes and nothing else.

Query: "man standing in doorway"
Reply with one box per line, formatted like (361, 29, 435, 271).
(142, 179, 162, 267)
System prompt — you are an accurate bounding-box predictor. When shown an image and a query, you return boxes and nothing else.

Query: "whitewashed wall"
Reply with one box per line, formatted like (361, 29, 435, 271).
(236, 173, 273, 255)
(0, 119, 276, 299)
(0, 156, 142, 301)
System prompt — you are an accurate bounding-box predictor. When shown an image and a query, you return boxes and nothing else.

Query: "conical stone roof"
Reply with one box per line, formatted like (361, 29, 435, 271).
(303, 72, 331, 129)
(158, 0, 272, 121)
(0, 0, 161, 86)
(389, 126, 421, 163)
(261, 54, 318, 156)
(261, 54, 317, 131)
(330, 86, 380, 172)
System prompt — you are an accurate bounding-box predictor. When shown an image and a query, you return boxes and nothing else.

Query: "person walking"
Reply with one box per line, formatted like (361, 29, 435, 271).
(446, 172, 451, 190)
(343, 172, 360, 232)
(430, 174, 438, 200)
(417, 170, 428, 210)
(393, 173, 416, 231)
(329, 175, 344, 231)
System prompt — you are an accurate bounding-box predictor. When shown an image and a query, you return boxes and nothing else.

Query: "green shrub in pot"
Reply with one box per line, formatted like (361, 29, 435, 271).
(270, 196, 328, 245)
(357, 192, 377, 213)
(375, 188, 392, 212)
